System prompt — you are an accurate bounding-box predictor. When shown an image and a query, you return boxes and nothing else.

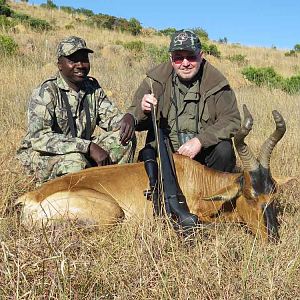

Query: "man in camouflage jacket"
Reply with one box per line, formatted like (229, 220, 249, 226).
(17, 36, 136, 183)
(128, 29, 241, 172)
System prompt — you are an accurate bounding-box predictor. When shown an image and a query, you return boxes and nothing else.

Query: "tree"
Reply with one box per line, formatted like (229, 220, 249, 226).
(293, 44, 300, 52)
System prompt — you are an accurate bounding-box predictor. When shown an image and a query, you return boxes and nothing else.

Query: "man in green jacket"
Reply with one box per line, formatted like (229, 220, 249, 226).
(17, 36, 136, 183)
(128, 29, 241, 172)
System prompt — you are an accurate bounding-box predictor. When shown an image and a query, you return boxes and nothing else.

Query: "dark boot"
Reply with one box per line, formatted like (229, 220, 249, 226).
(167, 194, 199, 233)
(140, 145, 161, 216)
(158, 129, 199, 234)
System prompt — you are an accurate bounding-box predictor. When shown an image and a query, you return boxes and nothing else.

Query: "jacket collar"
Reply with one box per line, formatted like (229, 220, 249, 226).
(56, 72, 93, 94)
(146, 59, 229, 99)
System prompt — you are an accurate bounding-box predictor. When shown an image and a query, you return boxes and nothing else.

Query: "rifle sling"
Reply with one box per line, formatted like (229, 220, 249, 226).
(60, 89, 91, 139)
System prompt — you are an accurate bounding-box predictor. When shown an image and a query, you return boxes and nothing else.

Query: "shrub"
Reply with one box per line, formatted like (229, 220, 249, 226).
(0, 34, 18, 55)
(40, 0, 58, 10)
(0, 15, 16, 28)
(145, 44, 169, 64)
(122, 40, 145, 52)
(218, 37, 228, 44)
(242, 66, 283, 88)
(282, 75, 300, 94)
(191, 27, 209, 41)
(13, 11, 52, 31)
(159, 27, 176, 37)
(293, 44, 300, 52)
(87, 14, 116, 30)
(0, 3, 13, 17)
(60, 6, 75, 14)
(226, 54, 248, 66)
(285, 50, 297, 57)
(202, 42, 221, 58)
(28, 17, 52, 31)
(75, 8, 94, 17)
(127, 18, 142, 36)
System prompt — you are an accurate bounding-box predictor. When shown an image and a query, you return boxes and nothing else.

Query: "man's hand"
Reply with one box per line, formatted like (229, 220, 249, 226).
(177, 137, 202, 159)
(118, 113, 135, 145)
(89, 142, 112, 166)
(141, 93, 157, 112)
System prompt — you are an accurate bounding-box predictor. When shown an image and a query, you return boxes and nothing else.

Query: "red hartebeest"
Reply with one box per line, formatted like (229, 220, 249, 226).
(17, 105, 293, 240)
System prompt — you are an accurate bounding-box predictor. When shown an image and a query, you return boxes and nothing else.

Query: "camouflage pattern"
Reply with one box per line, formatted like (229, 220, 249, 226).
(56, 36, 93, 58)
(169, 29, 202, 52)
(17, 72, 135, 183)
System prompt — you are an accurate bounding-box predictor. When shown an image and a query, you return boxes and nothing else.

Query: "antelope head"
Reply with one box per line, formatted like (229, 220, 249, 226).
(205, 105, 286, 241)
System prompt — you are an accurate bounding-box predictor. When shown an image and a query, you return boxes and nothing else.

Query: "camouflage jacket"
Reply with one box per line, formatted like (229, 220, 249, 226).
(127, 59, 241, 149)
(18, 72, 124, 157)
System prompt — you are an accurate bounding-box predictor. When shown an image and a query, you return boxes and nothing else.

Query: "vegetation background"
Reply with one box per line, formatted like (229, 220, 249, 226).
(0, 1, 299, 299)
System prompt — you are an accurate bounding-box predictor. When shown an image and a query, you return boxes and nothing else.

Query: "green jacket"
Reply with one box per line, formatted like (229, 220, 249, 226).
(17, 72, 124, 166)
(127, 59, 241, 148)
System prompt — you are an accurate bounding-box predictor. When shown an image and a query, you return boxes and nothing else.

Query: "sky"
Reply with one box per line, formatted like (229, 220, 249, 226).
(28, 0, 299, 50)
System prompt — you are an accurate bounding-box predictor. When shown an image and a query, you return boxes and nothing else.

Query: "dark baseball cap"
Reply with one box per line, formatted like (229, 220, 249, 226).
(56, 36, 94, 58)
(169, 29, 201, 52)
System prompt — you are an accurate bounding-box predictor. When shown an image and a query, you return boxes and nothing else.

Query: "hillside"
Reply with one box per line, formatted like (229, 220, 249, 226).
(0, 1, 299, 298)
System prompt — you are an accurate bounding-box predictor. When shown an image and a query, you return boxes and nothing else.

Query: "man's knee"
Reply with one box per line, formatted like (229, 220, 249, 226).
(196, 140, 236, 172)
(30, 152, 88, 182)
(212, 140, 236, 172)
(93, 131, 136, 164)
(214, 140, 235, 161)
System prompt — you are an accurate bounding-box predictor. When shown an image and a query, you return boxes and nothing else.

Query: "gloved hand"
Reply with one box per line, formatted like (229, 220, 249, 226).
(89, 142, 112, 166)
(118, 113, 135, 146)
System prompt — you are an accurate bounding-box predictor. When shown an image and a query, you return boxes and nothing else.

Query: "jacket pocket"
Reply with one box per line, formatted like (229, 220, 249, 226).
(55, 107, 69, 133)
(201, 103, 210, 122)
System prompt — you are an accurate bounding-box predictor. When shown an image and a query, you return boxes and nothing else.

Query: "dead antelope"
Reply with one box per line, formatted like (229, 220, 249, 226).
(17, 105, 290, 240)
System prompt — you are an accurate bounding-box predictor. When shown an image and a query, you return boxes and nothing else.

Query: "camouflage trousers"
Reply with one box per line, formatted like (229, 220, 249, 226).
(20, 131, 136, 183)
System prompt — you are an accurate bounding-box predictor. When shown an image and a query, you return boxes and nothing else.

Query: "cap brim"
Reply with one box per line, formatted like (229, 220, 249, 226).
(169, 46, 199, 53)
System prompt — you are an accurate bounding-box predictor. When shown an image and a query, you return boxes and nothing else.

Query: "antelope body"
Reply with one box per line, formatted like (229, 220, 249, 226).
(17, 106, 289, 240)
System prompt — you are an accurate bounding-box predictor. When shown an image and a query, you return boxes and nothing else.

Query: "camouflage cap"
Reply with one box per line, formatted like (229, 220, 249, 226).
(169, 29, 201, 52)
(56, 36, 94, 58)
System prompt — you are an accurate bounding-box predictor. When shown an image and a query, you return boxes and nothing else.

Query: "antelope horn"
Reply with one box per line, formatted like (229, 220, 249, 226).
(258, 110, 286, 169)
(234, 105, 259, 171)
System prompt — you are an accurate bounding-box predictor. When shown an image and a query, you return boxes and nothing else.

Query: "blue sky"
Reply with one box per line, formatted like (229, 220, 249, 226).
(28, 0, 299, 50)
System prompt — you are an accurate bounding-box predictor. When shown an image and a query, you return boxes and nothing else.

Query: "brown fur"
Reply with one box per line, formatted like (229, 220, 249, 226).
(17, 154, 295, 239)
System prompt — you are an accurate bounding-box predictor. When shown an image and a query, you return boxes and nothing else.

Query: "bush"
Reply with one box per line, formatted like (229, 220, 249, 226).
(28, 17, 52, 31)
(145, 44, 169, 64)
(159, 27, 176, 37)
(40, 0, 58, 9)
(0, 34, 18, 55)
(242, 66, 283, 88)
(127, 18, 142, 36)
(0, 15, 16, 28)
(122, 40, 145, 52)
(75, 8, 94, 17)
(282, 75, 300, 94)
(60, 6, 75, 14)
(293, 44, 300, 52)
(191, 27, 209, 41)
(0, 3, 13, 17)
(285, 50, 297, 57)
(226, 54, 248, 66)
(87, 14, 116, 30)
(202, 42, 221, 58)
(13, 11, 52, 31)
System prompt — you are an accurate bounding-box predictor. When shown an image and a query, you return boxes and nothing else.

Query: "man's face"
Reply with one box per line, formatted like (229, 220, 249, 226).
(171, 50, 202, 82)
(57, 49, 90, 89)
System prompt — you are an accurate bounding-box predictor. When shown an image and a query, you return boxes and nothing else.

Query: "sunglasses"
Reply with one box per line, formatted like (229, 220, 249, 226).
(171, 54, 198, 64)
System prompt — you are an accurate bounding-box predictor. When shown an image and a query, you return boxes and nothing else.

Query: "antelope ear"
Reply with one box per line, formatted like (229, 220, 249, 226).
(203, 183, 241, 202)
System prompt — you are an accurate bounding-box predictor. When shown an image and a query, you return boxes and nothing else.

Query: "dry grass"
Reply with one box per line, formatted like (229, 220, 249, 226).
(0, 2, 300, 299)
